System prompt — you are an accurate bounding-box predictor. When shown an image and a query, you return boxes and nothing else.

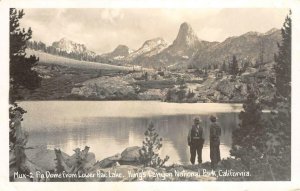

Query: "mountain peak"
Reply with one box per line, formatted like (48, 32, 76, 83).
(180, 22, 192, 29)
(142, 37, 168, 48)
(114, 44, 129, 51)
(60, 37, 69, 41)
(114, 44, 130, 52)
(106, 44, 131, 58)
(264, 28, 279, 35)
(126, 37, 168, 60)
(172, 22, 199, 49)
(242, 31, 262, 37)
(59, 37, 76, 44)
(52, 38, 96, 57)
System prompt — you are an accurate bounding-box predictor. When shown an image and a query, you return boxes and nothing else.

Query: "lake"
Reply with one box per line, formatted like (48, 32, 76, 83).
(19, 101, 242, 165)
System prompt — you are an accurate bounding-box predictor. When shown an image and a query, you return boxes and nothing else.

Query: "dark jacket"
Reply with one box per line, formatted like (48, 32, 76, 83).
(210, 122, 221, 142)
(188, 124, 204, 146)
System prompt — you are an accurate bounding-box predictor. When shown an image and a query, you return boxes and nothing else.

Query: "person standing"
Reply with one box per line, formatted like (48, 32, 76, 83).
(209, 115, 221, 169)
(187, 117, 204, 165)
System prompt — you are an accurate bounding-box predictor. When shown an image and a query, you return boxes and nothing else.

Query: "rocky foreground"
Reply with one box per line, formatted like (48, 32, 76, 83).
(11, 145, 250, 182)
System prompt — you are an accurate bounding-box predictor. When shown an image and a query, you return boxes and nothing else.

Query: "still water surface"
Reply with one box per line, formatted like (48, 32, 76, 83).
(20, 101, 242, 165)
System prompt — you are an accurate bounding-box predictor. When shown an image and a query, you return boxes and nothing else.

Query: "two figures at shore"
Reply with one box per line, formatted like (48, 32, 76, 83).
(187, 115, 221, 169)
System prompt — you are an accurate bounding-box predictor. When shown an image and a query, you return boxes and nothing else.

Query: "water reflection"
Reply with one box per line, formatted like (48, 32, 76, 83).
(21, 101, 240, 165)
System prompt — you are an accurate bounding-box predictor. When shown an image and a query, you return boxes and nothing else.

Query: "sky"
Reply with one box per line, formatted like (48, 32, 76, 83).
(20, 8, 289, 54)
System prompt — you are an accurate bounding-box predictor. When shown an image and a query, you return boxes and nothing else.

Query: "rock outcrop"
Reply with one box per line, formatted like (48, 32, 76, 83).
(170, 22, 200, 53)
(96, 153, 122, 168)
(137, 89, 166, 100)
(195, 69, 275, 103)
(71, 76, 137, 100)
(128, 38, 168, 60)
(52, 37, 96, 57)
(25, 146, 70, 171)
(120, 146, 141, 165)
(140, 22, 215, 68)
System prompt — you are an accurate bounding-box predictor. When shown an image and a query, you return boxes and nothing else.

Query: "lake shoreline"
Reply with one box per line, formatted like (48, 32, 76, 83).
(16, 97, 246, 104)
(18, 144, 248, 182)
(19, 101, 241, 167)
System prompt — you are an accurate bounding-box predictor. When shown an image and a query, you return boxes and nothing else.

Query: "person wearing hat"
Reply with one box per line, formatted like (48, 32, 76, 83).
(209, 115, 221, 169)
(187, 117, 204, 165)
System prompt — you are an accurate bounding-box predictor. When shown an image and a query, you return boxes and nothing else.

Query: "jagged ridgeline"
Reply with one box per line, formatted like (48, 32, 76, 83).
(26, 22, 281, 69)
(23, 21, 281, 102)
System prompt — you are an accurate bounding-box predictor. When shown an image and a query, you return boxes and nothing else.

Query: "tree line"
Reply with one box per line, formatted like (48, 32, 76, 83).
(230, 10, 291, 181)
(189, 54, 262, 77)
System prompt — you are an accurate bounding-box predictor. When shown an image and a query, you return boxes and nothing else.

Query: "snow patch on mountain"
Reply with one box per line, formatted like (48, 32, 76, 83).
(127, 37, 168, 60)
(52, 38, 96, 57)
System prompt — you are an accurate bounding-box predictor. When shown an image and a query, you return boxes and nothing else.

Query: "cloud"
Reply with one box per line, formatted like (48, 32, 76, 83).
(21, 8, 289, 54)
(100, 9, 124, 24)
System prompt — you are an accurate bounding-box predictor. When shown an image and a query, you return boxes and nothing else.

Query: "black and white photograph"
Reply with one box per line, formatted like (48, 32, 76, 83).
(1, 2, 297, 188)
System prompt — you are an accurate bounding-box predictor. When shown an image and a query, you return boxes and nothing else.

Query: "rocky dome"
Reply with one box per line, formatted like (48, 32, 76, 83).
(172, 22, 200, 49)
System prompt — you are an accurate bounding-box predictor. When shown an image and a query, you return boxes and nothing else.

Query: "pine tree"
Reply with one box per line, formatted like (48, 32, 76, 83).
(263, 99, 291, 180)
(230, 88, 269, 180)
(230, 11, 292, 180)
(274, 11, 291, 98)
(10, 8, 41, 103)
(229, 55, 239, 76)
(259, 37, 265, 66)
(9, 8, 42, 181)
(241, 61, 250, 73)
(139, 122, 169, 168)
(221, 60, 227, 73)
(231, 88, 265, 159)
(262, 10, 292, 180)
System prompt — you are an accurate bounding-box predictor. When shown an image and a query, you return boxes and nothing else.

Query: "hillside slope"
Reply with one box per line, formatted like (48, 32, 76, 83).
(26, 49, 134, 71)
(190, 29, 281, 68)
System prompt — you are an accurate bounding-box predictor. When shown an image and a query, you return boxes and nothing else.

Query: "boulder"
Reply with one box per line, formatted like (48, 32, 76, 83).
(25, 146, 70, 171)
(120, 146, 141, 165)
(96, 153, 122, 168)
(71, 76, 136, 99)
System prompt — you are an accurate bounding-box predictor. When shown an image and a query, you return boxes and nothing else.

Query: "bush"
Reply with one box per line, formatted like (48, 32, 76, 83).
(9, 103, 30, 181)
(9, 103, 27, 150)
(139, 122, 169, 168)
